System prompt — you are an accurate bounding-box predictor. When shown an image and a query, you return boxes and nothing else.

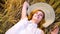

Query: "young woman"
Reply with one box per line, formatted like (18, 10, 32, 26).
(5, 1, 44, 34)
(5, 1, 58, 34)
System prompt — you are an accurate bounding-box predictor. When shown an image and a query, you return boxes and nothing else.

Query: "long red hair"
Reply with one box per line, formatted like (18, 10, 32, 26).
(28, 9, 45, 28)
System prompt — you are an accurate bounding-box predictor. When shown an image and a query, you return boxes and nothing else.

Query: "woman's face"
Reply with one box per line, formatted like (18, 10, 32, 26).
(32, 11, 44, 23)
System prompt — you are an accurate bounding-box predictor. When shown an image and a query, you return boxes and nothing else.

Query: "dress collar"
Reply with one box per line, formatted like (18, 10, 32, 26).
(29, 20, 38, 28)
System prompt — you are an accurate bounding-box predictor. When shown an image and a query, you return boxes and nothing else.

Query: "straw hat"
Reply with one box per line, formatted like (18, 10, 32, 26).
(27, 2, 55, 28)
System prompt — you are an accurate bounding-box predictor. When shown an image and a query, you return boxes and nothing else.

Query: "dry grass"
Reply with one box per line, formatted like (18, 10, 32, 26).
(0, 0, 60, 34)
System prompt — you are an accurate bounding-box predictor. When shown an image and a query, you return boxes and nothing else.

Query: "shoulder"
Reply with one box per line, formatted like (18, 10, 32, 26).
(36, 28, 44, 34)
(21, 17, 28, 21)
(17, 17, 29, 24)
(20, 17, 28, 22)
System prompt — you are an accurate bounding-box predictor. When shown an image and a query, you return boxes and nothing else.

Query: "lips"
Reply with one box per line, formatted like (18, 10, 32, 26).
(37, 16, 39, 18)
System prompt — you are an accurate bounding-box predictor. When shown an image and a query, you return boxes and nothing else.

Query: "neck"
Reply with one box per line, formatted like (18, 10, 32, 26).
(31, 19, 39, 24)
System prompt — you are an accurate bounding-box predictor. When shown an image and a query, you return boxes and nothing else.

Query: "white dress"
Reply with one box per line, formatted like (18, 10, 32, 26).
(5, 18, 43, 34)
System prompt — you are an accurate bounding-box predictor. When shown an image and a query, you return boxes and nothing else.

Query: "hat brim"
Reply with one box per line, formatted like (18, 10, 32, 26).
(27, 2, 55, 28)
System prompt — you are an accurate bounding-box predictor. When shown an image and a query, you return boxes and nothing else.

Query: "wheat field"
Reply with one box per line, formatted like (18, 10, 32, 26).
(0, 0, 60, 34)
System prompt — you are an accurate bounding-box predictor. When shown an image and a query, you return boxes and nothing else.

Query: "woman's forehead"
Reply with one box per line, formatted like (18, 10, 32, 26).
(36, 11, 44, 15)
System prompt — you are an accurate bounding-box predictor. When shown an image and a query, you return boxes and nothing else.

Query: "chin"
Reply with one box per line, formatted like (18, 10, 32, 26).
(35, 19, 39, 21)
(34, 18, 38, 20)
(33, 17, 41, 21)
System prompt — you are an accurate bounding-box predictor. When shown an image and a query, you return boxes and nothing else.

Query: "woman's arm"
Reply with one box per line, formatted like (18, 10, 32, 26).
(5, 1, 29, 34)
(21, 1, 29, 19)
(50, 25, 59, 34)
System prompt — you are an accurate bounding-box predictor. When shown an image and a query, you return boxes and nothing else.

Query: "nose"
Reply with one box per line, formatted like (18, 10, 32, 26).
(37, 15, 40, 18)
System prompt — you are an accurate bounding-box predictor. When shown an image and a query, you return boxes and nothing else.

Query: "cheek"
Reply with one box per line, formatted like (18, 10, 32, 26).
(33, 14, 37, 18)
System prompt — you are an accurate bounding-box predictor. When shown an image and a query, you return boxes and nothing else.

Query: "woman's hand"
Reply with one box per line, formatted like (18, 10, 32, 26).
(23, 1, 29, 9)
(21, 1, 29, 19)
(50, 25, 59, 34)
